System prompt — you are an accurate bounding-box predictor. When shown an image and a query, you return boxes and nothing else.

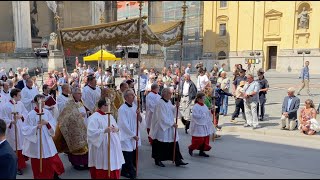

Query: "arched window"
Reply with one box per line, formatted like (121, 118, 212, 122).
(218, 51, 227, 60)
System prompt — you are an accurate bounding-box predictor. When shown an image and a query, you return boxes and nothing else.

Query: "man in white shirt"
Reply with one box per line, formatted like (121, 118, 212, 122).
(185, 63, 191, 75)
(118, 89, 142, 179)
(1, 82, 11, 100)
(217, 71, 230, 116)
(21, 78, 39, 112)
(196, 69, 209, 92)
(56, 83, 71, 114)
(82, 75, 101, 113)
(150, 88, 188, 167)
(87, 99, 125, 179)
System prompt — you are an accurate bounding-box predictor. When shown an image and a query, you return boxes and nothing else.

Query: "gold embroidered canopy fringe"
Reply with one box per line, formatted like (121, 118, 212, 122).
(59, 16, 183, 53)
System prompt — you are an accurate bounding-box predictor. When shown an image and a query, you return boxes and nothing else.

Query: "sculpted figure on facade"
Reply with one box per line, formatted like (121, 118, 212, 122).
(297, 7, 309, 29)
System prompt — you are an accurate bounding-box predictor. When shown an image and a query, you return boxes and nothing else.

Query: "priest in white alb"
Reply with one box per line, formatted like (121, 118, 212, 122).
(87, 99, 125, 179)
(145, 83, 161, 145)
(56, 83, 71, 114)
(150, 88, 188, 167)
(1, 88, 28, 175)
(21, 78, 39, 112)
(188, 92, 215, 157)
(82, 75, 101, 114)
(118, 89, 142, 179)
(1, 82, 11, 100)
(22, 94, 64, 179)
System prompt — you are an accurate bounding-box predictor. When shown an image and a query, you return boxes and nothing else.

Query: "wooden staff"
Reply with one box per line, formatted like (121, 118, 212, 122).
(212, 84, 216, 142)
(12, 101, 18, 157)
(173, 1, 187, 164)
(106, 99, 111, 177)
(37, 98, 44, 173)
(135, 96, 140, 176)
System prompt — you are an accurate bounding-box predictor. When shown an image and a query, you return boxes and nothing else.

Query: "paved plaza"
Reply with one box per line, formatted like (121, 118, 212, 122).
(18, 71, 320, 179)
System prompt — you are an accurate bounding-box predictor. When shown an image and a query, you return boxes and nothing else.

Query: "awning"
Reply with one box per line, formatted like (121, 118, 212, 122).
(60, 16, 183, 53)
(83, 50, 121, 61)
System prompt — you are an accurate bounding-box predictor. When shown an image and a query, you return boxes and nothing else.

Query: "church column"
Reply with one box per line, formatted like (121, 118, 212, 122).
(12, 1, 32, 53)
(90, 1, 101, 25)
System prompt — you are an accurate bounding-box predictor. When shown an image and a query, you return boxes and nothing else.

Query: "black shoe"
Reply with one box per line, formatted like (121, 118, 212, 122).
(185, 129, 188, 134)
(54, 173, 61, 179)
(155, 160, 165, 167)
(199, 151, 210, 157)
(121, 171, 131, 178)
(188, 148, 193, 156)
(17, 169, 23, 175)
(73, 165, 88, 171)
(175, 160, 188, 167)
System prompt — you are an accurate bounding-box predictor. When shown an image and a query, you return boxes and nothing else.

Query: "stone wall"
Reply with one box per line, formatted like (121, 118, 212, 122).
(0, 1, 14, 41)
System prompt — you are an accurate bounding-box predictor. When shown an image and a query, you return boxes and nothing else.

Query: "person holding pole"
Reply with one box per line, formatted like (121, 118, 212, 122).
(1, 88, 28, 175)
(150, 88, 188, 167)
(118, 89, 142, 179)
(22, 94, 64, 179)
(87, 99, 125, 179)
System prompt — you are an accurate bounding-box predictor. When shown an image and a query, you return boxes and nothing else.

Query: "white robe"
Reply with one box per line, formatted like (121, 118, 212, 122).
(150, 98, 179, 142)
(87, 112, 125, 170)
(82, 86, 101, 112)
(189, 104, 215, 137)
(56, 94, 69, 114)
(1, 101, 28, 150)
(43, 94, 59, 120)
(145, 92, 161, 129)
(0, 94, 8, 105)
(0, 90, 11, 101)
(22, 109, 58, 158)
(21, 86, 39, 112)
(118, 103, 141, 152)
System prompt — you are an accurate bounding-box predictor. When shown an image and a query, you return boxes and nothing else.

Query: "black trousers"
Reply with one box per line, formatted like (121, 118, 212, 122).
(122, 150, 136, 178)
(139, 91, 146, 112)
(232, 98, 246, 120)
(152, 139, 183, 162)
(181, 118, 190, 131)
(257, 96, 266, 119)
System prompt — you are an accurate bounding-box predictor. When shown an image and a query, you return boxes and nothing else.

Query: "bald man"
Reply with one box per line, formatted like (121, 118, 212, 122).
(57, 83, 71, 113)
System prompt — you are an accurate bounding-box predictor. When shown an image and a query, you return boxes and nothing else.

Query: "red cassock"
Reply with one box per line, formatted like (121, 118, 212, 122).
(90, 167, 120, 179)
(188, 136, 211, 151)
(31, 154, 65, 179)
(17, 150, 28, 170)
(45, 95, 56, 107)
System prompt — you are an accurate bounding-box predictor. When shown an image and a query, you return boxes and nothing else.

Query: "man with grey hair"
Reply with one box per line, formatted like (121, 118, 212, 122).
(150, 88, 188, 167)
(243, 74, 260, 129)
(118, 89, 142, 179)
(145, 83, 161, 145)
(281, 87, 300, 130)
(7, 79, 14, 91)
(57, 83, 71, 113)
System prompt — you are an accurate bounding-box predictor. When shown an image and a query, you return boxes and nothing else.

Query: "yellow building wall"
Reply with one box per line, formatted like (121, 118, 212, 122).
(203, 1, 320, 71)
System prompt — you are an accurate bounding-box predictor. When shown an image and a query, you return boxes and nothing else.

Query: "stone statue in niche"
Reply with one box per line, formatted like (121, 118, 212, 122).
(30, 1, 40, 38)
(297, 7, 309, 29)
(48, 32, 58, 50)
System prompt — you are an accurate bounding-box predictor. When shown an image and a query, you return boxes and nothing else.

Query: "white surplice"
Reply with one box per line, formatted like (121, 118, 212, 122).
(0, 90, 11, 101)
(149, 98, 179, 142)
(22, 109, 58, 158)
(87, 112, 125, 170)
(118, 103, 141, 152)
(56, 94, 70, 114)
(145, 92, 161, 129)
(1, 100, 28, 150)
(82, 85, 101, 112)
(0, 94, 8, 105)
(189, 103, 215, 137)
(21, 86, 39, 112)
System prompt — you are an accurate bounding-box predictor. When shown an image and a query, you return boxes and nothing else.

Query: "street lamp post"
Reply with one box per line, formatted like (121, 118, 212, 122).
(297, 50, 311, 67)
(249, 51, 261, 78)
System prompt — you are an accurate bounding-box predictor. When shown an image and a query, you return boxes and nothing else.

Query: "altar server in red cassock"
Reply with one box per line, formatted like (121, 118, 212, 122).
(188, 92, 215, 157)
(22, 94, 65, 179)
(1, 88, 28, 175)
(87, 99, 125, 179)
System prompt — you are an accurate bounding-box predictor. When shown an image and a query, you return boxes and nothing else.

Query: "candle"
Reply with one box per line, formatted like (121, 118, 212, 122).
(107, 99, 111, 112)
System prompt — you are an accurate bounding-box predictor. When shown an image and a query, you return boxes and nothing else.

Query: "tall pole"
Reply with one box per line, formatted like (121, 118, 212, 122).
(136, 1, 143, 176)
(173, 1, 187, 164)
(100, 10, 105, 88)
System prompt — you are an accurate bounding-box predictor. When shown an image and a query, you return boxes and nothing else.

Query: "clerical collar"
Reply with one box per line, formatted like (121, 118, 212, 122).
(197, 102, 204, 106)
(3, 90, 9, 94)
(9, 100, 17, 105)
(27, 86, 32, 90)
(151, 91, 157, 94)
(161, 98, 168, 103)
(125, 102, 132, 107)
(62, 93, 69, 97)
(43, 93, 49, 96)
(97, 109, 106, 115)
(88, 85, 96, 90)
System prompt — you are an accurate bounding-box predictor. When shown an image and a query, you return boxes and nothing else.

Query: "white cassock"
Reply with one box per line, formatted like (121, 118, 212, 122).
(0, 94, 8, 106)
(56, 94, 70, 114)
(82, 85, 101, 112)
(0, 90, 11, 100)
(21, 86, 39, 112)
(150, 98, 178, 142)
(1, 100, 28, 150)
(118, 103, 141, 151)
(87, 112, 125, 170)
(145, 92, 161, 129)
(189, 103, 215, 137)
(22, 109, 57, 158)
